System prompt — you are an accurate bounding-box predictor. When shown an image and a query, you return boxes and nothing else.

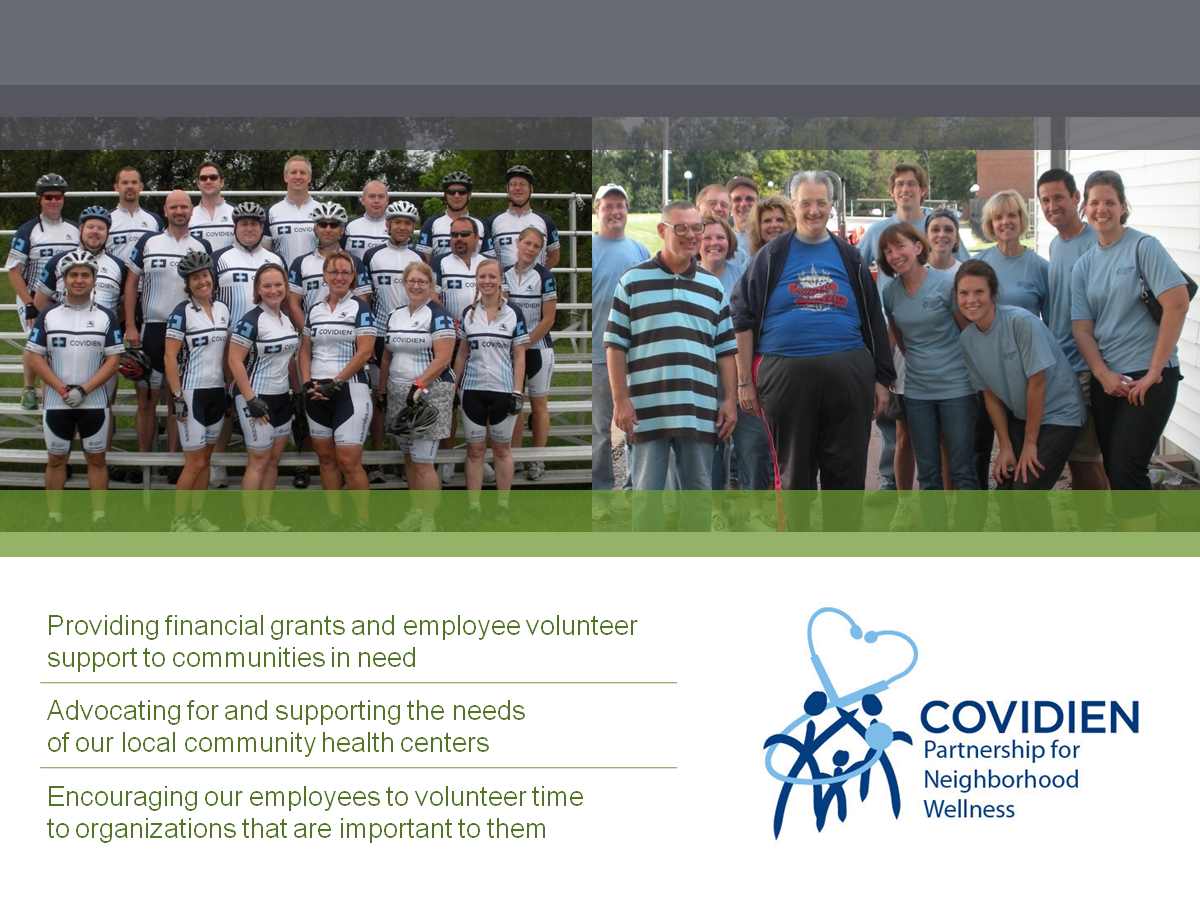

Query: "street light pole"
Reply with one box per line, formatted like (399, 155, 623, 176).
(684, 171, 693, 202)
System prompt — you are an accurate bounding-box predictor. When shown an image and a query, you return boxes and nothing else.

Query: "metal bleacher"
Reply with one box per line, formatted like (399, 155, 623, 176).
(0, 189, 593, 490)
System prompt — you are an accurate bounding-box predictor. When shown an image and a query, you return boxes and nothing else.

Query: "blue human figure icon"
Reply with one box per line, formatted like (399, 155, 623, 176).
(842, 694, 912, 817)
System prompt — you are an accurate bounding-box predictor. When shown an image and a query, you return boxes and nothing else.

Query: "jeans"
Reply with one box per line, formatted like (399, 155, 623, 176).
(995, 416, 1079, 531)
(876, 413, 897, 489)
(592, 363, 615, 491)
(630, 435, 714, 532)
(1091, 366, 1180, 519)
(906, 393, 982, 531)
(731, 407, 772, 491)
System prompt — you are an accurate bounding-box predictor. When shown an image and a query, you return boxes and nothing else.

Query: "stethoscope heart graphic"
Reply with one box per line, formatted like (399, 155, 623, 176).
(810, 607, 918, 709)
(764, 606, 918, 786)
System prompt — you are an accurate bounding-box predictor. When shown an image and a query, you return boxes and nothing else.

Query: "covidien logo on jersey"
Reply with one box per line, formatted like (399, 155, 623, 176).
(233, 273, 248, 283)
(277, 226, 292, 235)
(377, 275, 392, 285)
(51, 336, 67, 347)
(444, 279, 464, 290)
(764, 607, 917, 837)
(151, 259, 167, 269)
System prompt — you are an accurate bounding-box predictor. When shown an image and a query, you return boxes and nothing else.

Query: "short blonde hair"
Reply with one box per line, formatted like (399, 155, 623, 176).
(981, 189, 1030, 241)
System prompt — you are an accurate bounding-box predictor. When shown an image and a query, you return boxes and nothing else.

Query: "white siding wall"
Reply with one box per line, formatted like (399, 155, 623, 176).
(1033, 118, 1200, 463)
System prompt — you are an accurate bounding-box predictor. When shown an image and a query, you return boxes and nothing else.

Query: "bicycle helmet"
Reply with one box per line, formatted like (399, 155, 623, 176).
(232, 201, 266, 222)
(388, 396, 440, 439)
(385, 200, 420, 223)
(36, 173, 69, 194)
(119, 346, 153, 382)
(177, 250, 214, 279)
(443, 171, 473, 191)
(505, 165, 534, 184)
(56, 249, 98, 277)
(78, 206, 112, 227)
(311, 202, 348, 224)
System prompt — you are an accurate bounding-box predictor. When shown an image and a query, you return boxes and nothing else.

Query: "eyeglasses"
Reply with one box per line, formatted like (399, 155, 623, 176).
(445, 189, 469, 196)
(404, 278, 431, 286)
(41, 194, 64, 202)
(198, 174, 221, 182)
(732, 196, 758, 205)
(315, 221, 342, 228)
(795, 200, 831, 211)
(450, 231, 474, 238)
(660, 221, 705, 236)
(326, 270, 354, 277)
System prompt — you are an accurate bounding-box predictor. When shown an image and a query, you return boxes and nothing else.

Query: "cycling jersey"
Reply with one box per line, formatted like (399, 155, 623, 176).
(383, 299, 456, 385)
(288, 249, 372, 313)
(6, 216, 80, 292)
(230, 306, 299, 397)
(363, 242, 422, 335)
(38, 249, 127, 315)
(304, 297, 375, 385)
(189, 202, 236, 251)
(457, 302, 529, 393)
(344, 215, 389, 261)
(484, 208, 559, 269)
(433, 253, 486, 321)
(211, 243, 286, 325)
(265, 196, 320, 265)
(503, 262, 557, 350)
(107, 206, 164, 261)
(166, 299, 231, 390)
(26, 301, 122, 411)
(126, 232, 213, 324)
(416, 212, 489, 260)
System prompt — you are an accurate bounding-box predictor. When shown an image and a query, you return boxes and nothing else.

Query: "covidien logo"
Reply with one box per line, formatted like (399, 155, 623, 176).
(764, 607, 917, 836)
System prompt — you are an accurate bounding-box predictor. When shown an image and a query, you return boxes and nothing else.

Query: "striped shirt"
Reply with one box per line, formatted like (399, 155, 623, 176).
(363, 242, 422, 337)
(166, 299, 231, 390)
(503, 262, 556, 350)
(26, 301, 123, 411)
(604, 255, 736, 444)
(39, 249, 127, 314)
(230, 306, 299, 397)
(126, 232, 213, 324)
(212, 243, 287, 326)
(457, 302, 529, 393)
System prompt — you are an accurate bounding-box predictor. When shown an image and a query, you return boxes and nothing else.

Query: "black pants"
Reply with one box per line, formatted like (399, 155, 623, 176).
(756, 349, 874, 532)
(995, 414, 1080, 531)
(1091, 366, 1181, 519)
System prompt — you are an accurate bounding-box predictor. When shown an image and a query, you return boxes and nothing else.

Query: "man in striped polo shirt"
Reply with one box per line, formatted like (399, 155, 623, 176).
(604, 201, 737, 532)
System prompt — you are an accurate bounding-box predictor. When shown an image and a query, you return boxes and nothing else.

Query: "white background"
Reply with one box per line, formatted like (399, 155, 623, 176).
(6, 558, 1196, 898)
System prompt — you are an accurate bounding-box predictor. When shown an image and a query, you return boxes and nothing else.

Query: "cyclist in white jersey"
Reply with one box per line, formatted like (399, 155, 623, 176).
(485, 165, 560, 270)
(123, 190, 212, 455)
(264, 154, 320, 265)
(107, 166, 164, 263)
(344, 179, 391, 261)
(285, 202, 371, 328)
(417, 171, 488, 261)
(23, 250, 122, 531)
(503, 227, 558, 481)
(8, 174, 80, 410)
(208, 201, 287, 489)
(188, 160, 236, 251)
(299, 250, 376, 532)
(453, 258, 529, 529)
(363, 200, 422, 482)
(378, 260, 456, 532)
(228, 263, 300, 532)
(164, 251, 230, 532)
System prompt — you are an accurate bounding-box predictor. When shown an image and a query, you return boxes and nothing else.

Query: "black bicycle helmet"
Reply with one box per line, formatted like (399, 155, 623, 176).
(443, 171, 473, 191)
(505, 165, 534, 184)
(36, 173, 69, 194)
(177, 250, 214, 279)
(388, 396, 440, 438)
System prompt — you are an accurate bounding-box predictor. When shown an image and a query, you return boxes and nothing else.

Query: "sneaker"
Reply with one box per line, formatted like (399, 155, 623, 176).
(441, 462, 454, 485)
(495, 506, 510, 526)
(108, 465, 126, 483)
(42, 516, 64, 532)
(210, 465, 229, 488)
(314, 512, 343, 532)
(293, 467, 310, 489)
(368, 466, 386, 484)
(261, 515, 291, 533)
(394, 508, 424, 532)
(512, 461, 525, 475)
(482, 462, 496, 484)
(126, 466, 144, 485)
(344, 517, 372, 533)
(20, 386, 38, 410)
(889, 502, 919, 533)
(865, 487, 898, 507)
(188, 510, 220, 532)
(525, 460, 545, 481)
(165, 466, 183, 485)
(419, 517, 437, 533)
(740, 513, 775, 533)
(592, 502, 613, 523)
(244, 517, 272, 533)
(171, 515, 194, 533)
(91, 516, 111, 532)
(461, 506, 481, 531)
(711, 510, 730, 533)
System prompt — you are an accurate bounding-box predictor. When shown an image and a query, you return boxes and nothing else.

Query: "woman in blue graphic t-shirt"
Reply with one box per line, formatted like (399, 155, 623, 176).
(879, 221, 982, 532)
(1070, 169, 1191, 529)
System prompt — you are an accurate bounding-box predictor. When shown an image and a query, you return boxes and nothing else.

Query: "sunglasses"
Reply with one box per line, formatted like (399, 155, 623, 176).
(450, 231, 474, 238)
(41, 194, 65, 201)
(315, 221, 342, 228)
(445, 189, 469, 196)
(198, 174, 221, 182)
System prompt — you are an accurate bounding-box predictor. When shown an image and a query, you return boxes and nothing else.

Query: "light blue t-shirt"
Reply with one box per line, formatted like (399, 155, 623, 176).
(960, 305, 1085, 427)
(729, 235, 750, 269)
(1070, 228, 1184, 375)
(971, 246, 1049, 318)
(860, 213, 970, 299)
(715, 261, 744, 299)
(592, 234, 650, 364)
(882, 267, 972, 401)
(1046, 223, 1096, 373)
(758, 234, 863, 358)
